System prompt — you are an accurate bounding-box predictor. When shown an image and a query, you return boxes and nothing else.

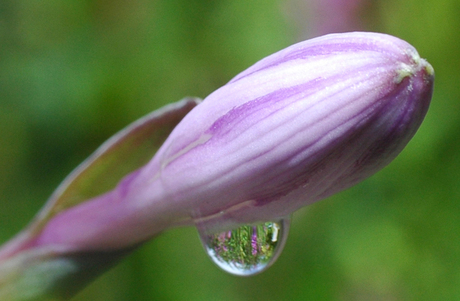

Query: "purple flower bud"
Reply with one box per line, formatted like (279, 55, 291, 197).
(35, 32, 434, 251)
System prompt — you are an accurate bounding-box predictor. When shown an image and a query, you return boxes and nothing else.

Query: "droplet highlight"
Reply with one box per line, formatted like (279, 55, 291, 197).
(198, 218, 290, 276)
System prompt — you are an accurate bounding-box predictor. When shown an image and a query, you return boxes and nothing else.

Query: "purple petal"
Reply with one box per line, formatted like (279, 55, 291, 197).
(34, 32, 434, 250)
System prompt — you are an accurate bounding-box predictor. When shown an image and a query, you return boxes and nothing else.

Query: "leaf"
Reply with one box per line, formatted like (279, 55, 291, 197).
(0, 99, 201, 299)
(32, 97, 201, 232)
(0, 244, 135, 301)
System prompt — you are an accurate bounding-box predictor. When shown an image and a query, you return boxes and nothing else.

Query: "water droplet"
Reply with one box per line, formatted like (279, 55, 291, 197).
(197, 218, 290, 276)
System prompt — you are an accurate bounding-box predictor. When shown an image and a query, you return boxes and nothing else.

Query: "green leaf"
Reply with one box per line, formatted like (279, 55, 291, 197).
(31, 97, 201, 233)
(0, 98, 201, 300)
(0, 244, 134, 301)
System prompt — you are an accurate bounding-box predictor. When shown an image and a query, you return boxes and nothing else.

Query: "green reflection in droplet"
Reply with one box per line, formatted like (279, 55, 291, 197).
(198, 218, 290, 276)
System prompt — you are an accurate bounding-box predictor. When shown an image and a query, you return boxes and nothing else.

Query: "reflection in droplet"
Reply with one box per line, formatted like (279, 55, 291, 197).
(197, 218, 290, 276)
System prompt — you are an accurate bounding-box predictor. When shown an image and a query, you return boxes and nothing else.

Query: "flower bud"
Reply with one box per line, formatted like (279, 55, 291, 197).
(36, 32, 434, 250)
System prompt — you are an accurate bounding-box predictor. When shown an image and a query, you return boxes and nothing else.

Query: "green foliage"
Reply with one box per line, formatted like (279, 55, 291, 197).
(204, 221, 281, 270)
(0, 0, 458, 300)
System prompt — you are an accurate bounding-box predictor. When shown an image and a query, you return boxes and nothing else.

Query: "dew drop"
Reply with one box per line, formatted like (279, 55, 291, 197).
(197, 217, 290, 276)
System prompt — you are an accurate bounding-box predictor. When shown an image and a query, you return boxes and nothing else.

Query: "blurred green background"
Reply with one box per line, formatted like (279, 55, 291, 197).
(1, 0, 459, 300)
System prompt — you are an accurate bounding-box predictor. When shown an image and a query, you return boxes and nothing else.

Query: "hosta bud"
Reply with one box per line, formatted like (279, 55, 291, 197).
(36, 32, 434, 250)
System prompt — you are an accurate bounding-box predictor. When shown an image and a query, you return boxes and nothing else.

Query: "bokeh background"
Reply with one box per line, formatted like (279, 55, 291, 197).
(1, 0, 459, 300)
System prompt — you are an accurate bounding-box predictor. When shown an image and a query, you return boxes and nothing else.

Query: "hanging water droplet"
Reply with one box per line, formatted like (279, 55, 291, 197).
(197, 218, 290, 276)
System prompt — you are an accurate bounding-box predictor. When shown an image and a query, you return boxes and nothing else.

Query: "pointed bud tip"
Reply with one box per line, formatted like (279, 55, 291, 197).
(396, 49, 434, 84)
